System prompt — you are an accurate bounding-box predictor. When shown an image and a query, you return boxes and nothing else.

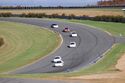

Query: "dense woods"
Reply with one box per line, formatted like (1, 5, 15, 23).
(98, 0, 125, 6)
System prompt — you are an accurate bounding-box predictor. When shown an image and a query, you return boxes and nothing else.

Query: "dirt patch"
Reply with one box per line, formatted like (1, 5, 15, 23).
(116, 53, 125, 72)
(0, 37, 4, 47)
(70, 53, 125, 82)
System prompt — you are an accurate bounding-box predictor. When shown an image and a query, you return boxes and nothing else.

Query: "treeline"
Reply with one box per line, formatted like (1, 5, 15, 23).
(20, 13, 83, 19)
(0, 12, 125, 23)
(21, 13, 125, 23)
(0, 12, 12, 17)
(0, 37, 4, 47)
(93, 15, 125, 22)
(0, 6, 125, 9)
(98, 0, 125, 6)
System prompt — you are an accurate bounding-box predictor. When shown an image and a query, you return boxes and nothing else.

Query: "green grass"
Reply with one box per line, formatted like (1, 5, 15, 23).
(0, 19, 125, 78)
(69, 20, 125, 36)
(46, 18, 125, 36)
(71, 44, 125, 75)
(0, 21, 60, 73)
(90, 8, 123, 11)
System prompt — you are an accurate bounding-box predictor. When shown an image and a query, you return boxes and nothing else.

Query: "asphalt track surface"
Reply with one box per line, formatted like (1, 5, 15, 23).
(0, 17, 125, 74)
(0, 78, 91, 83)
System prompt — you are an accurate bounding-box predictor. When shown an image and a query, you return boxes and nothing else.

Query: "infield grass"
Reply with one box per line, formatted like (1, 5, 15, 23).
(0, 21, 60, 73)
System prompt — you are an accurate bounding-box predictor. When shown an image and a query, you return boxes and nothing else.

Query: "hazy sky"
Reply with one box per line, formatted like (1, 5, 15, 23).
(0, 0, 100, 6)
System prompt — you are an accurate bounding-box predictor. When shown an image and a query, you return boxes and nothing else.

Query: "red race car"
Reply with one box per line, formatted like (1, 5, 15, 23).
(63, 27, 70, 32)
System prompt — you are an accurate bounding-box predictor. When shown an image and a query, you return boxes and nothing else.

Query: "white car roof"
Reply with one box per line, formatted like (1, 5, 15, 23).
(70, 42, 76, 43)
(71, 31, 76, 33)
(56, 60, 64, 63)
(55, 56, 61, 58)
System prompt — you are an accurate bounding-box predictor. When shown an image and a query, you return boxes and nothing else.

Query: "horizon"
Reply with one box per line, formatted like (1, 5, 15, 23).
(0, 0, 100, 7)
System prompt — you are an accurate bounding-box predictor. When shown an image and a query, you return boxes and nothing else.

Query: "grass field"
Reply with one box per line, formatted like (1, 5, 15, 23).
(0, 19, 125, 79)
(0, 8, 124, 17)
(70, 20, 125, 36)
(0, 21, 60, 73)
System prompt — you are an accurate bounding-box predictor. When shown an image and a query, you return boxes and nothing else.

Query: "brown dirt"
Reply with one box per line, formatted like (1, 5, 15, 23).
(70, 53, 125, 83)
(116, 53, 125, 72)
(0, 37, 4, 47)
(0, 9, 124, 17)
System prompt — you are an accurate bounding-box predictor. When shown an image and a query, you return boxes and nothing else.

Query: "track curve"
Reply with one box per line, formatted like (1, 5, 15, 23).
(0, 17, 115, 74)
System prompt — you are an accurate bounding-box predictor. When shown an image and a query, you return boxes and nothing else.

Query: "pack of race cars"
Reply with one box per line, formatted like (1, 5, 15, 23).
(51, 24, 77, 67)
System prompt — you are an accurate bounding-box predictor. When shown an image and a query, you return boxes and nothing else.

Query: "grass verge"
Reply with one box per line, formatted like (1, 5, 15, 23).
(69, 20, 125, 36)
(0, 21, 60, 73)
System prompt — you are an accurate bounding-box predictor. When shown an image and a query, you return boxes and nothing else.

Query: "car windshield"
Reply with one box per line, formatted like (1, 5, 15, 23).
(71, 43, 75, 44)
(55, 57, 59, 59)
(72, 32, 76, 34)
(57, 61, 62, 63)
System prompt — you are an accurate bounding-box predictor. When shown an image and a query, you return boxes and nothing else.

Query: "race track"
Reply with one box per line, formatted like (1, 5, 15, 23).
(0, 17, 116, 74)
(0, 78, 88, 83)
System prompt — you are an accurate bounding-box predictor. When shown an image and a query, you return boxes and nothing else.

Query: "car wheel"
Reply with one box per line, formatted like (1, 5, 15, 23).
(52, 65, 56, 67)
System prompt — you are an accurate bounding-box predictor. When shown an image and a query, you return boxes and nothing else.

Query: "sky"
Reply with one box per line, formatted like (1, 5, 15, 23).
(0, 0, 101, 6)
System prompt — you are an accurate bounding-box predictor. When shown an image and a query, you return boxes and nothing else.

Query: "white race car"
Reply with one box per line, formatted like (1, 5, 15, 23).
(68, 42, 76, 48)
(54, 60, 64, 67)
(52, 56, 62, 63)
(70, 32, 77, 37)
(51, 24, 59, 28)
